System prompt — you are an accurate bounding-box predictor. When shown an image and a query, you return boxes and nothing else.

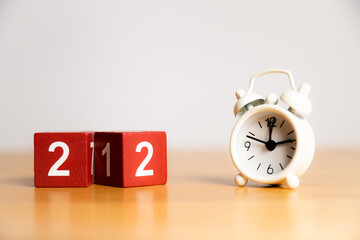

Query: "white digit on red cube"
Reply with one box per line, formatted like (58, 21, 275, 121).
(94, 131, 167, 187)
(34, 132, 94, 187)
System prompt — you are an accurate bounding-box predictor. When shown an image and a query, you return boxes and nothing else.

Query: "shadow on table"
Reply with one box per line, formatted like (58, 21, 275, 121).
(2, 177, 34, 187)
(170, 175, 290, 188)
(195, 176, 234, 186)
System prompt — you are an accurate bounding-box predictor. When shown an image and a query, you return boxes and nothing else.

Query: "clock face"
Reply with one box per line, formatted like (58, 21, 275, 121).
(235, 111, 297, 177)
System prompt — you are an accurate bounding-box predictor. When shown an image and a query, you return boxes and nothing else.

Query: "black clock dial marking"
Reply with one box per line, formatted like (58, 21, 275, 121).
(258, 121, 262, 128)
(248, 155, 254, 160)
(256, 163, 261, 170)
(265, 117, 277, 128)
(244, 141, 251, 151)
(248, 131, 255, 136)
(267, 164, 274, 174)
(291, 147, 296, 151)
(287, 130, 294, 135)
(279, 163, 284, 170)
(287, 155, 292, 159)
(280, 120, 285, 128)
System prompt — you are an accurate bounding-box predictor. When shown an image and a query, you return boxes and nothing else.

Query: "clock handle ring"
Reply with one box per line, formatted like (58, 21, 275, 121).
(248, 69, 296, 93)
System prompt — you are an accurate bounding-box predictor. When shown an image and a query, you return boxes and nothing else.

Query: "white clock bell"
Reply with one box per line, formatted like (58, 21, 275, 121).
(230, 69, 315, 189)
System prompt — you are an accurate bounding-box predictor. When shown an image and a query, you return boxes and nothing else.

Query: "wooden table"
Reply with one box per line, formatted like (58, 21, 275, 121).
(0, 150, 360, 240)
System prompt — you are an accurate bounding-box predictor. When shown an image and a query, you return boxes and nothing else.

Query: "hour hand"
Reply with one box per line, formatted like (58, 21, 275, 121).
(246, 135, 267, 144)
(276, 139, 296, 145)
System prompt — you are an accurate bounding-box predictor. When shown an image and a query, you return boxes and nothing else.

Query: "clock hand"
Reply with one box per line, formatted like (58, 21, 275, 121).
(246, 135, 267, 144)
(268, 125, 274, 141)
(266, 117, 276, 142)
(276, 139, 296, 145)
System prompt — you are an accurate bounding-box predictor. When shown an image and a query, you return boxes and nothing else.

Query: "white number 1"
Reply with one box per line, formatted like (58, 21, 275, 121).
(99, 141, 154, 178)
(135, 141, 154, 177)
(102, 143, 110, 177)
(90, 142, 94, 175)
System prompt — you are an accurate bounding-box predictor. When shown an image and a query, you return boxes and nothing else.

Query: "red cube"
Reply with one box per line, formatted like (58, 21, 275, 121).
(34, 132, 94, 187)
(94, 131, 167, 187)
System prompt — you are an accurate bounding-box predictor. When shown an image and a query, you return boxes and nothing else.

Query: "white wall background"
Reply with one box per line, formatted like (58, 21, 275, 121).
(0, 0, 360, 151)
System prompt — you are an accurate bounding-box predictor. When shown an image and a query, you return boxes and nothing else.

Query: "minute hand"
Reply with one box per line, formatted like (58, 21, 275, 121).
(276, 139, 296, 145)
(246, 135, 267, 144)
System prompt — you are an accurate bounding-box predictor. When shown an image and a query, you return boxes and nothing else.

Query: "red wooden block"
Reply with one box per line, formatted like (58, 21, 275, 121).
(34, 132, 94, 187)
(94, 131, 167, 187)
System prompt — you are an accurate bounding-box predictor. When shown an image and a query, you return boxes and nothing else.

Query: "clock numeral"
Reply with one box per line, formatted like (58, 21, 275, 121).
(244, 141, 251, 151)
(265, 117, 277, 128)
(267, 164, 274, 175)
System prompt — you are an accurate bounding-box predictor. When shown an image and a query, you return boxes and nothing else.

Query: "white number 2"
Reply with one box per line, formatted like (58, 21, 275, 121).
(48, 141, 70, 176)
(135, 141, 154, 177)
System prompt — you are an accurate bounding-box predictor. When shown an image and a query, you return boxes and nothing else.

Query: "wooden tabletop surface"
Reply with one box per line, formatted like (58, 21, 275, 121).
(0, 149, 360, 240)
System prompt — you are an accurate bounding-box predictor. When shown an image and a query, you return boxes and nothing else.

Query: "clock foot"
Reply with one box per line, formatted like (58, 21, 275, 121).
(285, 175, 299, 189)
(235, 174, 248, 187)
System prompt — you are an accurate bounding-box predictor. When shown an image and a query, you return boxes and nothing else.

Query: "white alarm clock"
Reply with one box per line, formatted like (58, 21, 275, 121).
(230, 69, 315, 189)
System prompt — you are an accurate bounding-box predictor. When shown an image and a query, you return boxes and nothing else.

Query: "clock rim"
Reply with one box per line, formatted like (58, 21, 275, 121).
(230, 104, 300, 184)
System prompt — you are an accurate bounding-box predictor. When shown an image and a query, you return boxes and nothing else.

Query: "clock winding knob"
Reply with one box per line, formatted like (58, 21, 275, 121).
(280, 83, 312, 115)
